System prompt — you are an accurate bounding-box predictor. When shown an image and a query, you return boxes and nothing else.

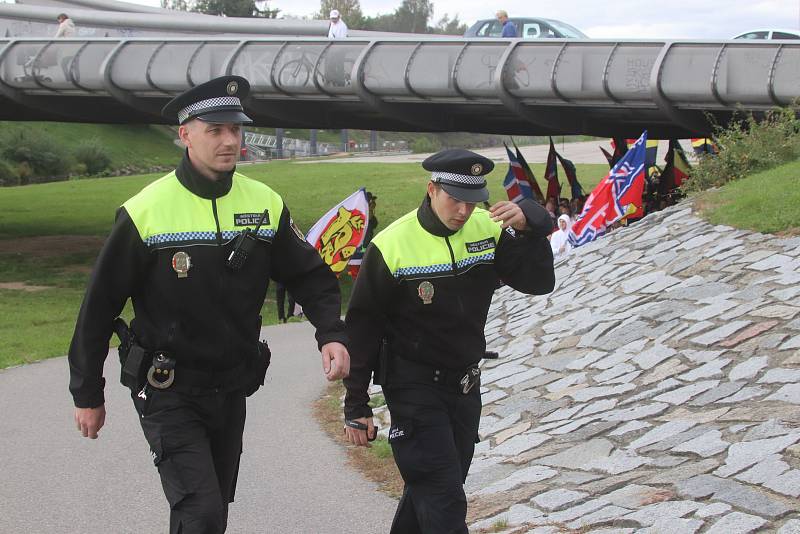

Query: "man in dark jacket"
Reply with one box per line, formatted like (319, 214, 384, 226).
(343, 148, 554, 533)
(69, 76, 349, 533)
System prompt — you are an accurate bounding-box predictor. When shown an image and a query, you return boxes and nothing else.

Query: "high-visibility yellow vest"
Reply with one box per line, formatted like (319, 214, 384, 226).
(123, 171, 285, 249)
(372, 207, 503, 280)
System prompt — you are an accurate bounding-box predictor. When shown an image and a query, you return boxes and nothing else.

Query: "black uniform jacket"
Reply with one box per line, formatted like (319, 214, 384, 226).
(69, 153, 346, 408)
(343, 196, 555, 420)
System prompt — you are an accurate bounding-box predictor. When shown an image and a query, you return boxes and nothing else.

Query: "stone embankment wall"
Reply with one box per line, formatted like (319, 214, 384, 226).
(374, 200, 800, 533)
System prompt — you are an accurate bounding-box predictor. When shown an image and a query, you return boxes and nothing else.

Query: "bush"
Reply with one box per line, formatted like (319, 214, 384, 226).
(684, 106, 800, 193)
(410, 136, 442, 154)
(0, 129, 71, 181)
(0, 158, 19, 186)
(73, 138, 112, 175)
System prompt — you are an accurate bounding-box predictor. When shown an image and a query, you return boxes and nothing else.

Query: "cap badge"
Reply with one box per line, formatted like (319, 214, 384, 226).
(226, 81, 238, 95)
(471, 163, 483, 176)
(418, 281, 434, 305)
(171, 251, 191, 279)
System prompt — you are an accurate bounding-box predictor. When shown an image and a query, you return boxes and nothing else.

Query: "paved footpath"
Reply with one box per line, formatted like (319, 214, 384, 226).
(0, 321, 396, 534)
(298, 139, 694, 165)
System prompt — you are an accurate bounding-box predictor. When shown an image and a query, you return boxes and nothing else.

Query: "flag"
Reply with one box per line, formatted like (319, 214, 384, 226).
(555, 151, 584, 200)
(569, 132, 648, 247)
(645, 139, 659, 169)
(660, 139, 692, 198)
(545, 137, 561, 201)
(670, 140, 691, 188)
(608, 137, 627, 167)
(691, 138, 718, 156)
(600, 146, 615, 167)
(502, 143, 533, 202)
(511, 140, 545, 203)
(306, 189, 370, 274)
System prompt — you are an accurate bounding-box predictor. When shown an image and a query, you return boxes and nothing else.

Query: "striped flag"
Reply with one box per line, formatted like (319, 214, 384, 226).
(545, 137, 561, 201)
(569, 132, 648, 247)
(660, 139, 692, 197)
(511, 140, 545, 203)
(503, 143, 533, 202)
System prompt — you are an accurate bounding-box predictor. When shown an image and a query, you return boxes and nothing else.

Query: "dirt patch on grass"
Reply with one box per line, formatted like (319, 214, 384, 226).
(691, 192, 721, 215)
(776, 227, 800, 237)
(0, 235, 105, 258)
(0, 282, 51, 291)
(313, 382, 404, 499)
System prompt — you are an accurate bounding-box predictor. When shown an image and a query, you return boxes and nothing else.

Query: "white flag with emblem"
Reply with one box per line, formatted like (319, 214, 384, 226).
(306, 188, 370, 274)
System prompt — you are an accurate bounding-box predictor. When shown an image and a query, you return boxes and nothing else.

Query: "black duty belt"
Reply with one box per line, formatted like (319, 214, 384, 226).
(146, 351, 249, 394)
(389, 356, 481, 395)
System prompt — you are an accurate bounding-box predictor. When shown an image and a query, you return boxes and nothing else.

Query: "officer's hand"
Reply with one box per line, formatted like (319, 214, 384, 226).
(344, 417, 376, 447)
(74, 405, 106, 439)
(489, 201, 528, 231)
(321, 341, 350, 381)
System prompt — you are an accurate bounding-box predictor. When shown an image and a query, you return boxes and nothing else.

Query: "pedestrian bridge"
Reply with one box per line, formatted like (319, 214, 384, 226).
(0, 36, 797, 137)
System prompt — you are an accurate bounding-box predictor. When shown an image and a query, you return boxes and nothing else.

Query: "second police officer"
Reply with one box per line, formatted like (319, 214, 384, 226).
(69, 76, 350, 533)
(343, 149, 555, 533)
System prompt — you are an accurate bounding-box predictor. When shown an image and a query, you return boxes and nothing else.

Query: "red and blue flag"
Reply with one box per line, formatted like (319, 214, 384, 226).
(569, 132, 648, 247)
(545, 137, 561, 201)
(503, 143, 533, 202)
(512, 140, 545, 203)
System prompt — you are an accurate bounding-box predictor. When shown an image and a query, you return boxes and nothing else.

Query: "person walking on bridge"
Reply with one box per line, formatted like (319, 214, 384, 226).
(343, 149, 555, 533)
(68, 75, 350, 533)
(54, 13, 76, 38)
(328, 9, 348, 39)
(496, 10, 517, 37)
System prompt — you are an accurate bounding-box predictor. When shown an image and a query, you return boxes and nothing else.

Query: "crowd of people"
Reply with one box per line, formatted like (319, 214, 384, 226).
(543, 196, 585, 259)
(543, 163, 687, 260)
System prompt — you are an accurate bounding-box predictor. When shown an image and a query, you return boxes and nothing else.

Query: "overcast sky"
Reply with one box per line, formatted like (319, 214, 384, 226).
(99, 0, 800, 38)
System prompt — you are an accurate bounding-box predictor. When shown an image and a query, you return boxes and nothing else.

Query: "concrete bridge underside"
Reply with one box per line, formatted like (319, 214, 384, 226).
(0, 37, 797, 137)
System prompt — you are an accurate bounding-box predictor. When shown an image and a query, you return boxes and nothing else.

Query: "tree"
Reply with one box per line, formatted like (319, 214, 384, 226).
(393, 0, 433, 33)
(193, 0, 255, 17)
(360, 13, 398, 32)
(161, 0, 193, 11)
(432, 13, 467, 35)
(181, 0, 279, 17)
(317, 0, 364, 28)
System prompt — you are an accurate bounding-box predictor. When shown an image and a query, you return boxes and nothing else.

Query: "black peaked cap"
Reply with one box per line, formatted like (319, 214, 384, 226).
(423, 149, 493, 203)
(162, 75, 253, 125)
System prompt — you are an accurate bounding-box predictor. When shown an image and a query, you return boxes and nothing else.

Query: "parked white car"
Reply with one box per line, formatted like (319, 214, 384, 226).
(732, 29, 800, 40)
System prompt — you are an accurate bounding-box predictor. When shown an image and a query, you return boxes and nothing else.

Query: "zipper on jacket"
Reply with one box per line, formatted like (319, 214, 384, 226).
(444, 236, 457, 274)
(211, 199, 223, 245)
(211, 198, 231, 363)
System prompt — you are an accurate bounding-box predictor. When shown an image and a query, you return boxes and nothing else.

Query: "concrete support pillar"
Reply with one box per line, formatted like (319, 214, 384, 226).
(340, 129, 348, 152)
(275, 128, 284, 159)
(369, 130, 378, 152)
(310, 129, 318, 156)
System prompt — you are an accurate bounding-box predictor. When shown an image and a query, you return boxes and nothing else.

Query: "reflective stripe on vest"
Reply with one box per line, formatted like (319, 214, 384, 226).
(123, 171, 285, 249)
(372, 208, 503, 280)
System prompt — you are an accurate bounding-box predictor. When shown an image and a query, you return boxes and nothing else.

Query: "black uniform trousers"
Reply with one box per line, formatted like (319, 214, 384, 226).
(133, 387, 246, 534)
(383, 383, 482, 534)
(275, 283, 295, 322)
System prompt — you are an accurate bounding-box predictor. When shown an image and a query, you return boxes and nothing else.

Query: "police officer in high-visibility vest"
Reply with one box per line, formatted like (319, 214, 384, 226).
(68, 76, 350, 533)
(343, 149, 555, 533)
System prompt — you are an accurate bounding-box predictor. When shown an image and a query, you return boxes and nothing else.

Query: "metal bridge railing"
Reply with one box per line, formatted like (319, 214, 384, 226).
(0, 37, 797, 136)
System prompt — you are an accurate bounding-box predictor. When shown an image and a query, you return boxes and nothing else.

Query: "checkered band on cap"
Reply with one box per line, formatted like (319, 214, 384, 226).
(430, 171, 486, 187)
(177, 96, 242, 124)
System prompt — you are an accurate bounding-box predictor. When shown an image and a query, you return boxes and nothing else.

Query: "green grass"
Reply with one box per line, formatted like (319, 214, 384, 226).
(696, 158, 800, 234)
(0, 159, 608, 367)
(0, 122, 181, 170)
(368, 394, 386, 409)
(369, 436, 394, 459)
